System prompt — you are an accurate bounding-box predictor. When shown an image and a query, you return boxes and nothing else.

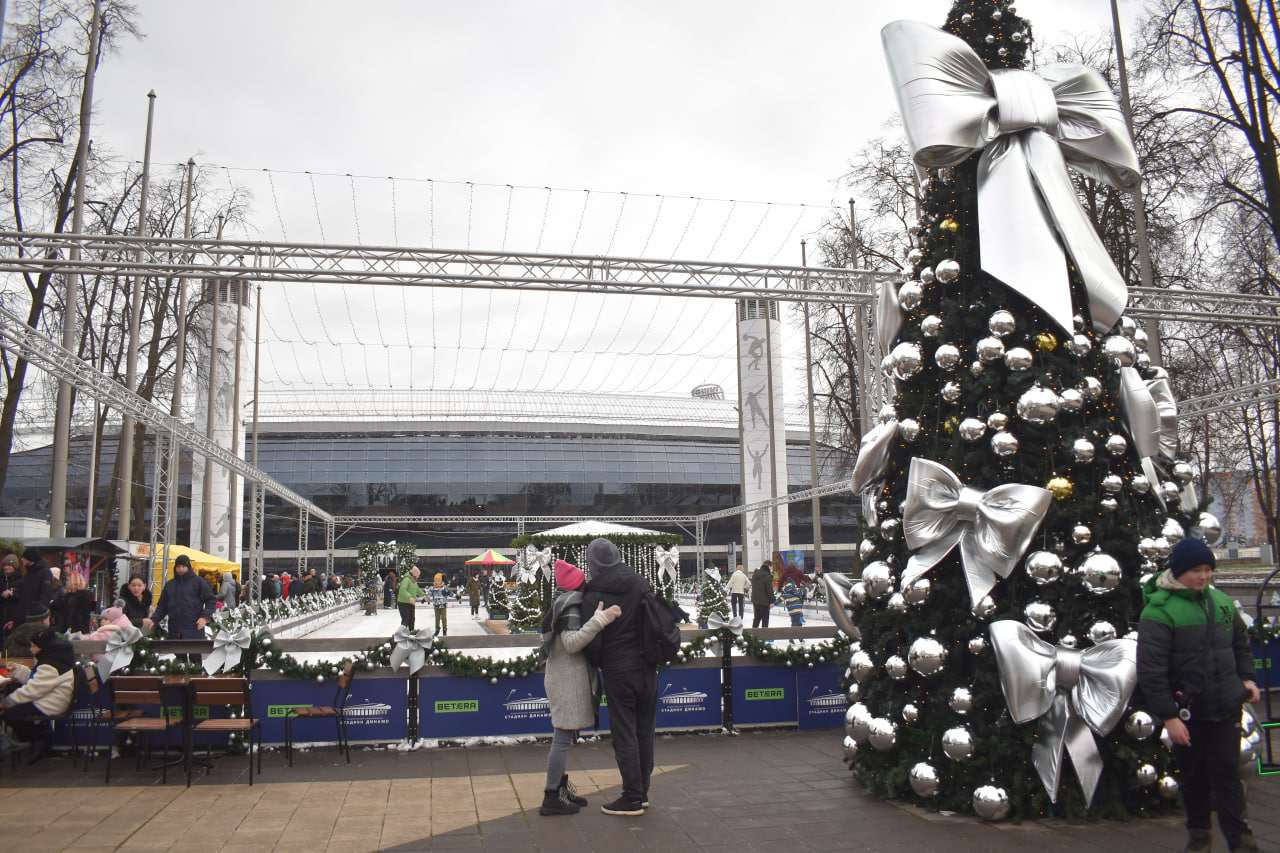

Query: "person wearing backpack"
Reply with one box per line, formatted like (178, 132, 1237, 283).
(537, 559, 621, 816)
(580, 537, 657, 817)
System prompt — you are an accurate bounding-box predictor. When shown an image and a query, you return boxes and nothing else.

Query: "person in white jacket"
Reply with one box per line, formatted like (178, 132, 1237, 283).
(537, 559, 620, 816)
(726, 564, 750, 620)
(2, 626, 76, 763)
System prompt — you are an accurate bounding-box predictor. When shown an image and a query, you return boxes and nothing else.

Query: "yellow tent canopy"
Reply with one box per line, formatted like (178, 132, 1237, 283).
(150, 544, 241, 584)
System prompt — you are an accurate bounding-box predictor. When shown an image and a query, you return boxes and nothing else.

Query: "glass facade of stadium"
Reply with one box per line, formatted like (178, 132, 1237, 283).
(0, 424, 861, 575)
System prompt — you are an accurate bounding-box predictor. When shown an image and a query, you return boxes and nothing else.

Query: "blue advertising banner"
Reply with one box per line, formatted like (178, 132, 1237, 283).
(733, 664, 797, 726)
(420, 673, 553, 739)
(253, 673, 407, 745)
(796, 663, 844, 730)
(1251, 640, 1280, 686)
(654, 667, 721, 731)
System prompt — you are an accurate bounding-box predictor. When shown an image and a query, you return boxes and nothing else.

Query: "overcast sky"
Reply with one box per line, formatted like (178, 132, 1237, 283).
(82, 1, 1143, 408)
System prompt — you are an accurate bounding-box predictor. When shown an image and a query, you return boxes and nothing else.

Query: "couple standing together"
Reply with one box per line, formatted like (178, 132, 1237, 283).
(538, 537, 657, 817)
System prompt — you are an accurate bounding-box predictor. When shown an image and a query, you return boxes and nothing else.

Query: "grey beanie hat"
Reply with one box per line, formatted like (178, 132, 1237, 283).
(586, 538, 624, 574)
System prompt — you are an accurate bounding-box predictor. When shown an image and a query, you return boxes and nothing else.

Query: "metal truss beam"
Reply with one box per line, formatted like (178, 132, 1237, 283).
(0, 232, 888, 303)
(298, 508, 309, 577)
(331, 514, 698, 526)
(1128, 287, 1280, 328)
(0, 302, 334, 524)
(1178, 380, 1280, 419)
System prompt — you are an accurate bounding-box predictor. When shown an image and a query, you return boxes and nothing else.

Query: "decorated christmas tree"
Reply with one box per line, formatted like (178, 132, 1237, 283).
(833, 0, 1209, 821)
(486, 569, 510, 619)
(508, 562, 544, 633)
(697, 565, 730, 627)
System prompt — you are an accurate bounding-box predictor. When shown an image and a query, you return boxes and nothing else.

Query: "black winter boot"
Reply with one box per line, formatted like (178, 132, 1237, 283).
(559, 773, 587, 807)
(1186, 828, 1212, 853)
(539, 787, 579, 816)
(1230, 833, 1261, 852)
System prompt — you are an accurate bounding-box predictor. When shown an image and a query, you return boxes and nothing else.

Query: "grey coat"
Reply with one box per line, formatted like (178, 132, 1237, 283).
(542, 590, 610, 730)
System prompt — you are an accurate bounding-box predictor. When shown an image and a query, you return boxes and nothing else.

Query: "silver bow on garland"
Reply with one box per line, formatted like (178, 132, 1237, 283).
(203, 626, 253, 675)
(882, 20, 1139, 334)
(389, 624, 435, 672)
(707, 612, 744, 637)
(901, 458, 1052, 606)
(989, 620, 1137, 806)
(821, 573, 860, 640)
(850, 419, 898, 496)
(97, 625, 143, 685)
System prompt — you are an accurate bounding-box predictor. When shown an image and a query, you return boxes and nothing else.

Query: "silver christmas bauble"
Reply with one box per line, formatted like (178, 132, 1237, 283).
(859, 539, 877, 560)
(988, 310, 1017, 337)
(1067, 333, 1092, 356)
(908, 637, 948, 676)
(899, 418, 921, 442)
(1079, 376, 1103, 401)
(1192, 512, 1222, 543)
(920, 266, 936, 283)
(1058, 388, 1084, 413)
(849, 649, 876, 682)
(941, 381, 963, 402)
(881, 354, 896, 376)
(1158, 776, 1179, 799)
(903, 578, 931, 606)
(961, 11, 973, 22)
(973, 785, 1011, 821)
(1105, 434, 1128, 456)
(934, 343, 962, 370)
(909, 762, 942, 798)
(845, 682, 860, 704)
(1153, 536, 1173, 559)
(949, 687, 974, 715)
(1102, 474, 1124, 494)
(991, 431, 1018, 457)
(1072, 438, 1096, 463)
(1125, 710, 1156, 740)
(868, 717, 898, 751)
(1102, 334, 1136, 367)
(1025, 550, 1063, 584)
(970, 360, 985, 376)
(902, 703, 920, 723)
(1137, 764, 1157, 786)
(879, 518, 901, 542)
(851, 582, 867, 605)
(1100, 496, 1119, 511)
(1173, 461, 1195, 484)
(1087, 620, 1117, 643)
(887, 593, 908, 612)
(1059, 634, 1079, 649)
(878, 403, 898, 424)
(1004, 347, 1033, 371)
(862, 561, 895, 598)
(891, 342, 924, 379)
(935, 258, 961, 282)
(845, 702, 872, 743)
(842, 735, 859, 762)
(968, 636, 987, 655)
(1133, 327, 1149, 351)
(1160, 481, 1182, 503)
(885, 654, 909, 680)
(1119, 315, 1138, 338)
(976, 336, 1006, 362)
(971, 596, 997, 619)
(987, 412, 1009, 431)
(1072, 524, 1093, 546)
(921, 314, 943, 337)
(1024, 600, 1057, 633)
(959, 418, 986, 442)
(898, 280, 924, 311)
(1075, 551, 1122, 594)
(942, 727, 974, 760)
(906, 248, 923, 265)
(1162, 519, 1186, 543)
(1017, 385, 1061, 424)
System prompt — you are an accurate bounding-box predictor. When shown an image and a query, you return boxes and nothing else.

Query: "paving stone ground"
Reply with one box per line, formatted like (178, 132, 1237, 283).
(3, 728, 1279, 852)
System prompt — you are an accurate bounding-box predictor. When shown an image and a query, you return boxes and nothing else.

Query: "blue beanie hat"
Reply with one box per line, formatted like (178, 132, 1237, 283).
(1168, 537, 1215, 578)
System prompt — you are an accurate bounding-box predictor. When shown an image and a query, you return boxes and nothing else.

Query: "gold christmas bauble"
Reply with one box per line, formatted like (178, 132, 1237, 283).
(940, 218, 959, 233)
(1035, 331, 1058, 352)
(1046, 476, 1074, 500)
(943, 416, 959, 435)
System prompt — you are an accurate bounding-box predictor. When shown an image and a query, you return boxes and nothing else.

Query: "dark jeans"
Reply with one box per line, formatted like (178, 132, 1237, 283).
(603, 668, 658, 803)
(2, 701, 51, 743)
(752, 603, 770, 628)
(730, 593, 745, 619)
(398, 601, 416, 629)
(1174, 718, 1251, 845)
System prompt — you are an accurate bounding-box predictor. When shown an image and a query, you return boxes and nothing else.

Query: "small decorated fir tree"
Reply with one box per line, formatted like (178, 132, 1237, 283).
(696, 565, 730, 627)
(487, 569, 510, 620)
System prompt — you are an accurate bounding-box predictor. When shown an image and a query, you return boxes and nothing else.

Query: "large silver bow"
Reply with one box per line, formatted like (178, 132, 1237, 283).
(821, 573, 860, 640)
(707, 612, 743, 637)
(883, 20, 1139, 334)
(989, 620, 1137, 806)
(96, 625, 143, 685)
(901, 458, 1052, 606)
(1118, 366, 1195, 509)
(389, 624, 435, 672)
(203, 626, 253, 675)
(876, 279, 904, 356)
(850, 419, 898, 496)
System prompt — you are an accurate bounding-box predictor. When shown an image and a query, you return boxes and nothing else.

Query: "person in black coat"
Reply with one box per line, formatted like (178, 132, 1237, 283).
(143, 554, 215, 640)
(120, 574, 153, 628)
(15, 548, 54, 631)
(1, 554, 22, 639)
(580, 538, 656, 816)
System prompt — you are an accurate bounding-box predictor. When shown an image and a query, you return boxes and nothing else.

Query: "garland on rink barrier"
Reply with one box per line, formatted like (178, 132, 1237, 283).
(735, 632, 853, 669)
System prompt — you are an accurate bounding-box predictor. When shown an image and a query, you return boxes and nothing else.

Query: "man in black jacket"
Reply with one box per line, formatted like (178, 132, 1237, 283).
(581, 537, 655, 816)
(12, 548, 54, 634)
(143, 554, 216, 642)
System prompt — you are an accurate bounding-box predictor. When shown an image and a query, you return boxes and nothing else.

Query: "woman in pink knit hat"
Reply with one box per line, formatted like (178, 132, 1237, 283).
(536, 558, 620, 816)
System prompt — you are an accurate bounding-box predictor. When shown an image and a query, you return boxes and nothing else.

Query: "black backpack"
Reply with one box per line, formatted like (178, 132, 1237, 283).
(640, 587, 682, 667)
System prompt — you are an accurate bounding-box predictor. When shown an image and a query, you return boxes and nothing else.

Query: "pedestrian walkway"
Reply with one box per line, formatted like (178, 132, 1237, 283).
(3, 728, 1278, 852)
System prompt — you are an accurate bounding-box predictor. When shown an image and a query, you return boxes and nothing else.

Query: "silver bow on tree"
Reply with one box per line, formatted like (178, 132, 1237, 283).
(850, 419, 898, 496)
(989, 620, 1137, 806)
(1118, 366, 1196, 509)
(822, 573, 860, 640)
(876, 279, 904, 358)
(203, 626, 253, 675)
(882, 20, 1140, 334)
(96, 625, 144, 685)
(389, 624, 435, 672)
(902, 458, 1052, 606)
